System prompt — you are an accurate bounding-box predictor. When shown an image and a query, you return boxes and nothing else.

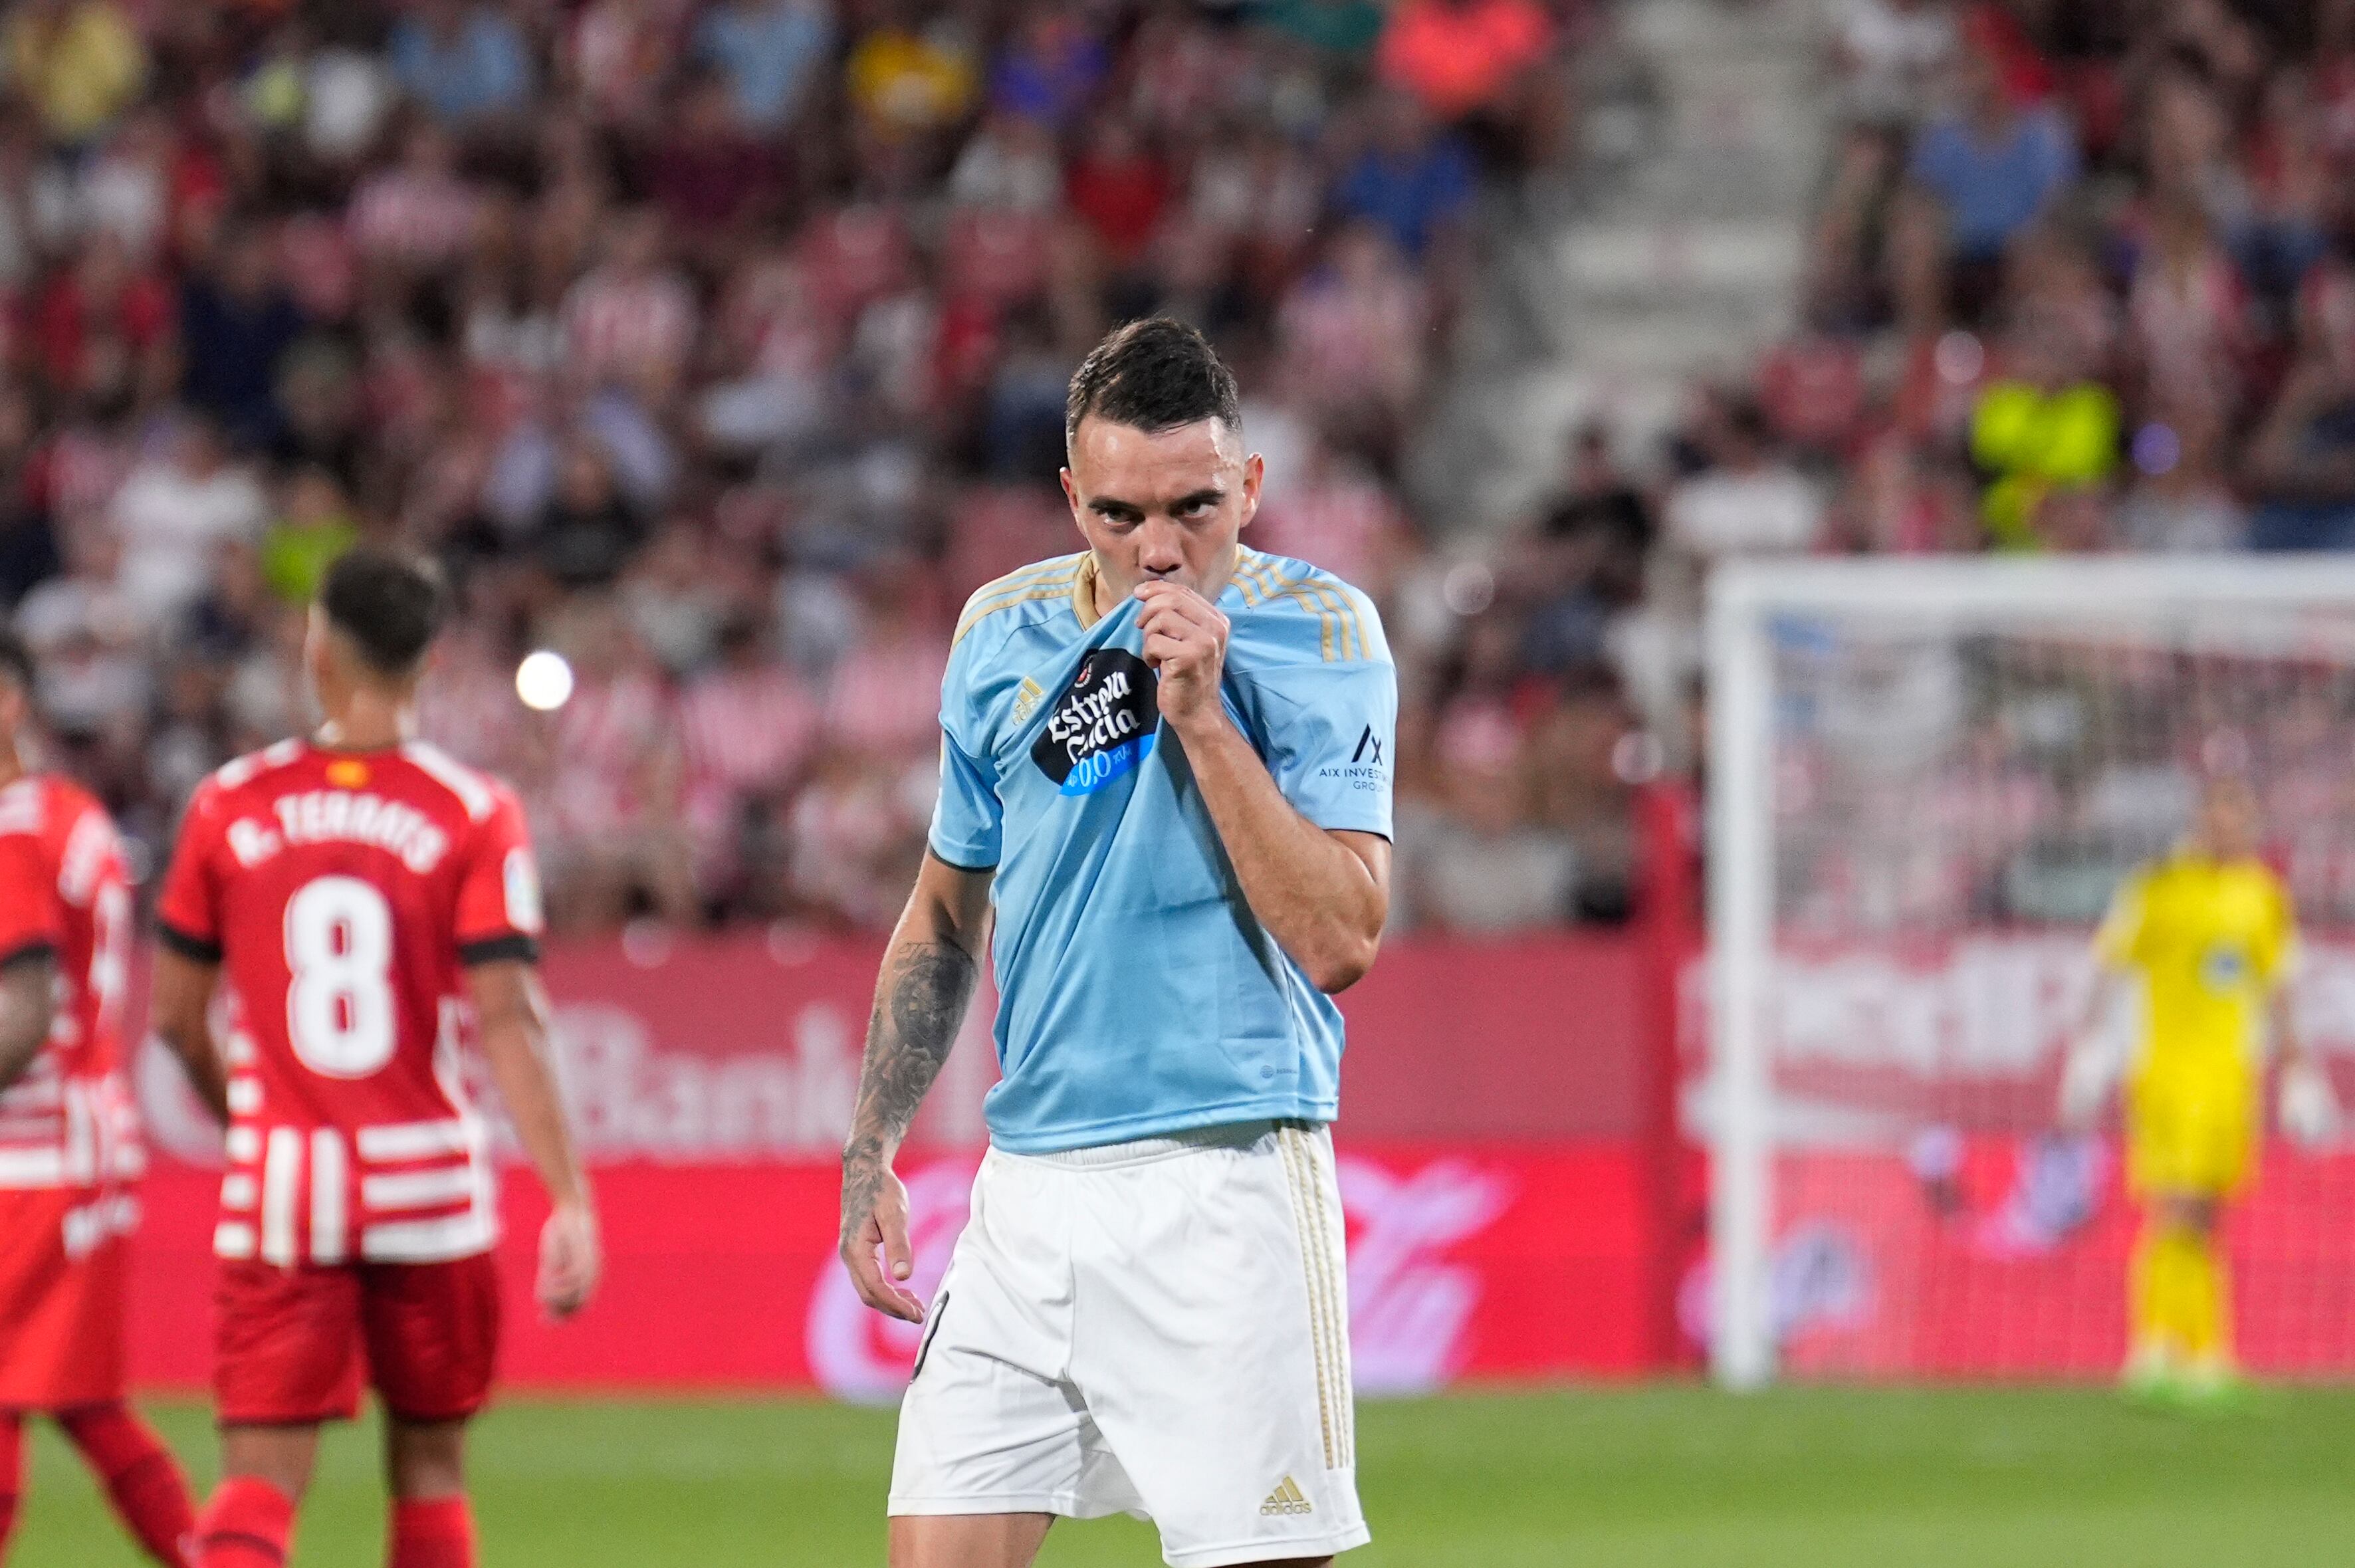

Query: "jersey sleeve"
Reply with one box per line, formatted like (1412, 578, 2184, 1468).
(154, 783, 227, 962)
(0, 830, 58, 968)
(927, 634, 1003, 871)
(2091, 871, 2147, 970)
(1254, 655, 1398, 838)
(454, 788, 545, 966)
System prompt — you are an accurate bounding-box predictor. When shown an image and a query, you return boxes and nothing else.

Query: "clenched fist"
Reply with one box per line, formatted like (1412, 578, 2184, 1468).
(1135, 580, 1229, 735)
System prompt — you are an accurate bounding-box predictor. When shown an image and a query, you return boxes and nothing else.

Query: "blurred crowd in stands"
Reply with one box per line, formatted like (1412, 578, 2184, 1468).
(18, 0, 2338, 942)
(1789, 0, 2355, 560)
(0, 0, 1611, 937)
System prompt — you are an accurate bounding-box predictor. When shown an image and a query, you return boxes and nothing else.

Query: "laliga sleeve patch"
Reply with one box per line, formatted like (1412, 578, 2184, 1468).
(504, 847, 545, 935)
(1031, 649, 1158, 796)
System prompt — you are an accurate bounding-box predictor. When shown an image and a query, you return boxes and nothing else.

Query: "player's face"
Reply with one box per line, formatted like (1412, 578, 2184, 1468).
(2197, 782, 2259, 859)
(1063, 415, 1262, 603)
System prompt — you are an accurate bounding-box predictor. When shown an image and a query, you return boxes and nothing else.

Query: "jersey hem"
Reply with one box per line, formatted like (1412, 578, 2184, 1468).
(985, 1097, 1339, 1156)
(155, 921, 223, 963)
(1165, 1524, 1372, 1567)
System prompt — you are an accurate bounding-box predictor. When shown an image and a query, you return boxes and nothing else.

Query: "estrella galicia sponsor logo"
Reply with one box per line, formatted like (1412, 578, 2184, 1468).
(1315, 724, 1390, 794)
(1032, 648, 1158, 795)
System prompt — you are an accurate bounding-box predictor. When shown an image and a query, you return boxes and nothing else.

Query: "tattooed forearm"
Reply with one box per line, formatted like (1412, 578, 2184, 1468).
(842, 939, 979, 1176)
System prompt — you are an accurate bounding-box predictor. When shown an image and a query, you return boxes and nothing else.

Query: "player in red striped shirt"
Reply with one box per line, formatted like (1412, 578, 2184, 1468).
(0, 626, 199, 1565)
(150, 548, 600, 1568)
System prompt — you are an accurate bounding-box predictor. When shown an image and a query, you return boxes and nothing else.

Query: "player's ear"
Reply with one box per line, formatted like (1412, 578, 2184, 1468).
(1060, 467, 1083, 531)
(1239, 452, 1264, 527)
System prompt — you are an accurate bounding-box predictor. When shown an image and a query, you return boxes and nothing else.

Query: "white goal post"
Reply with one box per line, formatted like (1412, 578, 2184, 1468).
(1706, 555, 2355, 1389)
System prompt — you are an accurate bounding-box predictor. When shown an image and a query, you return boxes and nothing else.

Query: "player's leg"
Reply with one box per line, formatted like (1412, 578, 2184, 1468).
(0, 1410, 22, 1561)
(384, 1419, 474, 1568)
(56, 1401, 199, 1566)
(1068, 1123, 1370, 1568)
(360, 1253, 502, 1568)
(200, 1260, 367, 1567)
(196, 1426, 318, 1568)
(2161, 1191, 2233, 1385)
(889, 1152, 1112, 1568)
(889, 1512, 1056, 1568)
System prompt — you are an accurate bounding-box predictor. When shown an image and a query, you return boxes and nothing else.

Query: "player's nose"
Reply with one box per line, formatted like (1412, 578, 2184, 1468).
(1137, 519, 1186, 576)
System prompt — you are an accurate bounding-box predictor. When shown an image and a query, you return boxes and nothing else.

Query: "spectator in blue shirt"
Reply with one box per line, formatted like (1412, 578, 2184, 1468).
(1904, 37, 2077, 265)
(388, 0, 534, 129)
(694, 0, 835, 132)
(1333, 91, 1475, 259)
(179, 222, 306, 452)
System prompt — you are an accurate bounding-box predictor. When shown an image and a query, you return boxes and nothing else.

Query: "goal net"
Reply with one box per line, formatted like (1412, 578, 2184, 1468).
(1704, 558, 2355, 1386)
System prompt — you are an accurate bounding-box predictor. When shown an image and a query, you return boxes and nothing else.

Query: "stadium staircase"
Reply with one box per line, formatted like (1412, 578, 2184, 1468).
(1414, 0, 1829, 531)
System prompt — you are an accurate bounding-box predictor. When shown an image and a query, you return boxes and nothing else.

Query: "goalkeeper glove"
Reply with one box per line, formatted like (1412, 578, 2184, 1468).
(2057, 1035, 2120, 1129)
(2279, 1058, 2341, 1149)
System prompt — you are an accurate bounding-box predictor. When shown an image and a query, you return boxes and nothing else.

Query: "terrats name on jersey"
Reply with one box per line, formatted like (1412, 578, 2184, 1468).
(156, 739, 544, 1268)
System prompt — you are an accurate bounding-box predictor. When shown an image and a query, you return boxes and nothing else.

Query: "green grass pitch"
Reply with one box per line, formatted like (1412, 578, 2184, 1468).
(17, 1387, 2355, 1566)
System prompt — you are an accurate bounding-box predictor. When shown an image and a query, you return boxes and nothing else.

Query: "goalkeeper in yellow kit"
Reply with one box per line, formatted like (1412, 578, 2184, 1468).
(2061, 777, 2338, 1399)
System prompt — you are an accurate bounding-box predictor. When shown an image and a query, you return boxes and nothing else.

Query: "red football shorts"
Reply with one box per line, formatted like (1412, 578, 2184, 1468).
(0, 1187, 129, 1409)
(215, 1252, 501, 1426)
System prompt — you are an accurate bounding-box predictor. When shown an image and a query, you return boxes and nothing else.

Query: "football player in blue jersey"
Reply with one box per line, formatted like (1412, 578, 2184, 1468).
(838, 317, 1397, 1568)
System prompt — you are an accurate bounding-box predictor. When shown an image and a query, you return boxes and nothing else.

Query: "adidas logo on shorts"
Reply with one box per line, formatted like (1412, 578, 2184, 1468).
(1260, 1476, 1313, 1517)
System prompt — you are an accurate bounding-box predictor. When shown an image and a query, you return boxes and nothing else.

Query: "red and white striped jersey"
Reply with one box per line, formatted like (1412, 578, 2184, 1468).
(156, 740, 544, 1268)
(0, 774, 142, 1198)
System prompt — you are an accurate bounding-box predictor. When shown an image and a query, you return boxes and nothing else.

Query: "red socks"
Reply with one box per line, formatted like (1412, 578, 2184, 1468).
(194, 1476, 293, 1568)
(390, 1496, 475, 1568)
(58, 1402, 199, 1567)
(0, 1412, 21, 1561)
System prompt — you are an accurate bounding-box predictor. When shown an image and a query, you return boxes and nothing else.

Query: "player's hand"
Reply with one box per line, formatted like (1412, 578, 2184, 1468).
(2280, 1058, 2341, 1149)
(537, 1200, 601, 1319)
(1135, 580, 1228, 735)
(840, 1158, 925, 1322)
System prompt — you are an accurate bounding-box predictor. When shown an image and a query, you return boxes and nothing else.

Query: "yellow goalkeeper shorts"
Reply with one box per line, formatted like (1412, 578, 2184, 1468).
(2126, 1062, 2257, 1198)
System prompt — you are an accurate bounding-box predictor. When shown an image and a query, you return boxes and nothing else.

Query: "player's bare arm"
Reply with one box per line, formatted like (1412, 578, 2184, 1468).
(467, 958, 602, 1317)
(149, 947, 231, 1122)
(841, 853, 990, 1323)
(1137, 580, 1390, 993)
(0, 947, 54, 1094)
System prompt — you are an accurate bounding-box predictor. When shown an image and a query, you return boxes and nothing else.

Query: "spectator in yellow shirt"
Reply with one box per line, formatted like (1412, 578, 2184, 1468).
(4, 0, 145, 146)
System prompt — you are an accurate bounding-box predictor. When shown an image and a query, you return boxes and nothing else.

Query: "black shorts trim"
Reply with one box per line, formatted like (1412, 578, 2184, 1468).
(457, 933, 540, 967)
(0, 939, 55, 973)
(156, 922, 223, 963)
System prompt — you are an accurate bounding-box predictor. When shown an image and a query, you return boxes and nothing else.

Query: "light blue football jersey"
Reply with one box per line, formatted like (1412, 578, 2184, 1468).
(930, 547, 1397, 1153)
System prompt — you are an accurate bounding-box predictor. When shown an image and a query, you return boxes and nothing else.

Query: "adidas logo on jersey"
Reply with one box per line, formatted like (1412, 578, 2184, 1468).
(1260, 1476, 1313, 1516)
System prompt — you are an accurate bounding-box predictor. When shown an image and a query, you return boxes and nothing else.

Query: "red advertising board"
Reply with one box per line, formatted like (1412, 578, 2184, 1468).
(123, 935, 1662, 1395)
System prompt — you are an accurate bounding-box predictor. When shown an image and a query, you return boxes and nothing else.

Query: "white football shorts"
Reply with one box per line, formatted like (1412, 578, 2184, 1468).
(888, 1119, 1368, 1567)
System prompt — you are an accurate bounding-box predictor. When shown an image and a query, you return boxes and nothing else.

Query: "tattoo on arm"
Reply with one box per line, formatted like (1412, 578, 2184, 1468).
(841, 941, 978, 1199)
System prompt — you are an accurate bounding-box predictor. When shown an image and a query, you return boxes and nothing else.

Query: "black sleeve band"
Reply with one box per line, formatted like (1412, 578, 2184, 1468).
(155, 923, 223, 964)
(0, 939, 56, 973)
(459, 933, 541, 967)
(925, 849, 998, 875)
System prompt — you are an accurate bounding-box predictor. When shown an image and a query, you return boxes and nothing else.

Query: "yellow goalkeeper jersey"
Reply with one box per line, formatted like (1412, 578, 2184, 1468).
(2094, 853, 2298, 1077)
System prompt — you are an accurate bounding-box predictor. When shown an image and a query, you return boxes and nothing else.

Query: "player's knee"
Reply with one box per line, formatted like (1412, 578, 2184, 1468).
(386, 1418, 467, 1500)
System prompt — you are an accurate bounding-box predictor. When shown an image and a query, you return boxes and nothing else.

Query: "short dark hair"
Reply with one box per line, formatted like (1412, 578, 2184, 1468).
(1065, 318, 1242, 449)
(320, 546, 448, 678)
(0, 622, 31, 695)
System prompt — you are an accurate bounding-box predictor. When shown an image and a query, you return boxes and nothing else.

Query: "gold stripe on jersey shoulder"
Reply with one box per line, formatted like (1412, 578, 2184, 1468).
(954, 561, 1083, 646)
(1234, 554, 1363, 663)
(1238, 555, 1360, 660)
